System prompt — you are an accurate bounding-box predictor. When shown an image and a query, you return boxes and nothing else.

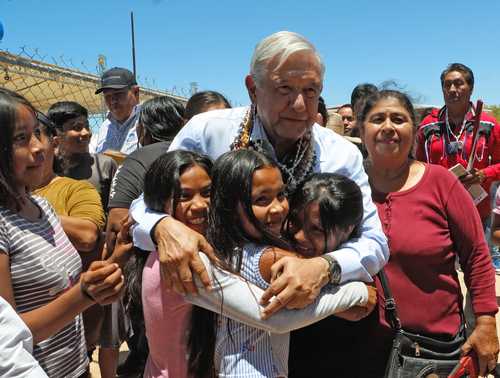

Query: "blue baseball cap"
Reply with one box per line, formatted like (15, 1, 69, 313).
(95, 67, 137, 94)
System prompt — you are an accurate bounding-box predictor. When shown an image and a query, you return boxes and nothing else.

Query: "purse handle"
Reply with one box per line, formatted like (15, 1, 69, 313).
(378, 269, 402, 331)
(378, 269, 465, 334)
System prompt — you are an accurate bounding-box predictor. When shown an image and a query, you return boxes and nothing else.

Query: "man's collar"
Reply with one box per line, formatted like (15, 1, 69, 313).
(437, 102, 475, 122)
(248, 111, 320, 163)
(107, 104, 140, 125)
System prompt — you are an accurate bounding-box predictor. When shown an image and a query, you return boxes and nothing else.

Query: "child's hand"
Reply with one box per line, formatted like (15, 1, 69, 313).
(363, 285, 377, 313)
(334, 285, 377, 322)
(107, 217, 134, 267)
(80, 261, 124, 305)
(259, 247, 302, 284)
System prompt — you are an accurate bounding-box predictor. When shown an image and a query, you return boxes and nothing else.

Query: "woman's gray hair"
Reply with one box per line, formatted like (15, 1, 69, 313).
(250, 31, 325, 86)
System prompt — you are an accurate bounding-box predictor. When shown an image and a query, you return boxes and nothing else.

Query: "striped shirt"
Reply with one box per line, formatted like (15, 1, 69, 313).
(0, 196, 88, 378)
(188, 252, 369, 378)
(214, 243, 286, 377)
(89, 105, 140, 155)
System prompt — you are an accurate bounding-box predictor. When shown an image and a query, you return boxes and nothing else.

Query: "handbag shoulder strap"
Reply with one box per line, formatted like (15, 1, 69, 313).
(378, 269, 466, 336)
(378, 269, 402, 331)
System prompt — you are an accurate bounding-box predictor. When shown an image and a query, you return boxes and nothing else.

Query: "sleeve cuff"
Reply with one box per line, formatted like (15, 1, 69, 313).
(328, 248, 374, 284)
(473, 311, 498, 317)
(130, 195, 169, 251)
(483, 166, 497, 180)
(249, 244, 271, 289)
(472, 300, 499, 317)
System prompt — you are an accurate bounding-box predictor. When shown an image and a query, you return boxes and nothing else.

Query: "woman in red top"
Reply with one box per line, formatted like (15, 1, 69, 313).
(358, 89, 498, 377)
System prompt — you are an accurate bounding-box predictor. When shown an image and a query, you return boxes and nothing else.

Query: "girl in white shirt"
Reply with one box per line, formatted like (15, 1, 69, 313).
(187, 149, 374, 378)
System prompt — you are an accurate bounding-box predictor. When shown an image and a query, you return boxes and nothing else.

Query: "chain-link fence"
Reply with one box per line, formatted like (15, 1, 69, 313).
(0, 46, 187, 132)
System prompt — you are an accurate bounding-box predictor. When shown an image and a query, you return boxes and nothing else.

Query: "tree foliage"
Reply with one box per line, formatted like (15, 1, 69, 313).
(488, 105, 500, 121)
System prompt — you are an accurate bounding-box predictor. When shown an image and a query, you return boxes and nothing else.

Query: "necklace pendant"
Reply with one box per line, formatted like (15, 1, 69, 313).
(446, 141, 459, 155)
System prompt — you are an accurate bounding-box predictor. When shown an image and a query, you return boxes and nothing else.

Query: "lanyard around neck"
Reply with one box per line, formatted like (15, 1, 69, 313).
(445, 109, 468, 141)
(444, 108, 469, 160)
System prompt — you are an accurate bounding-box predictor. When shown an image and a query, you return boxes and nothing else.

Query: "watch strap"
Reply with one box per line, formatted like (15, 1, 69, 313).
(320, 254, 341, 285)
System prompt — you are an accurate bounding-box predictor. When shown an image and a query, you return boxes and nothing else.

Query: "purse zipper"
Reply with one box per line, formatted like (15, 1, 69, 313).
(413, 342, 421, 357)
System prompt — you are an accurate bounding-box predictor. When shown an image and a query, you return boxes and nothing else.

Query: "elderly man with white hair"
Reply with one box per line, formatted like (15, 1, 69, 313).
(129, 31, 388, 376)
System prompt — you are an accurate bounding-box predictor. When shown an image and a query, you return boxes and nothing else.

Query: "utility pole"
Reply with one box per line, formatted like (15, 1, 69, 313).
(130, 11, 136, 77)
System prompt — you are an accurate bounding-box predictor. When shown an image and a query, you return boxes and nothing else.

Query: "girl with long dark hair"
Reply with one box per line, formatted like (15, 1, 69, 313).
(186, 149, 374, 377)
(138, 150, 212, 378)
(0, 90, 124, 377)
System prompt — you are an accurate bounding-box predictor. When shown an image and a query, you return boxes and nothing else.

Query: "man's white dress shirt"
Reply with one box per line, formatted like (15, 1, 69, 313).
(130, 106, 388, 283)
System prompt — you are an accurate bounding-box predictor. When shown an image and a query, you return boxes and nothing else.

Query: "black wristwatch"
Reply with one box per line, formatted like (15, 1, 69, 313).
(321, 254, 342, 285)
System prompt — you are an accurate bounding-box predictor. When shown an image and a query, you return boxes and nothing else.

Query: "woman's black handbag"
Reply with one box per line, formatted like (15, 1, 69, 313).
(379, 270, 467, 378)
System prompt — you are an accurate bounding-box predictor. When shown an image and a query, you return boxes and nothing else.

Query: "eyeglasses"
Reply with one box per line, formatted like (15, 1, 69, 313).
(36, 111, 57, 136)
(36, 111, 56, 129)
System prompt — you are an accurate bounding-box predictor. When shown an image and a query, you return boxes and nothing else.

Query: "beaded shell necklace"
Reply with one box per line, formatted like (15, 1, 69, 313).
(230, 105, 317, 193)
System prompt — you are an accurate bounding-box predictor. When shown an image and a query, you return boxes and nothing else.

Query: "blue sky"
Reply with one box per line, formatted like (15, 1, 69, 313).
(2, 0, 500, 107)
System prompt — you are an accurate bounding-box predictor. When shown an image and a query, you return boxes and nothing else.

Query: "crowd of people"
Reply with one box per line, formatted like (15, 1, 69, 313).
(1, 30, 500, 378)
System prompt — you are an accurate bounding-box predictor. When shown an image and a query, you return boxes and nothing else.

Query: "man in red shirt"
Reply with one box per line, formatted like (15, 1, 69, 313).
(416, 63, 500, 272)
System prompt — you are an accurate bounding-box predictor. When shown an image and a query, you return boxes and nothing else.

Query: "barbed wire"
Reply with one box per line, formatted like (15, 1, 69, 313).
(0, 45, 190, 131)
